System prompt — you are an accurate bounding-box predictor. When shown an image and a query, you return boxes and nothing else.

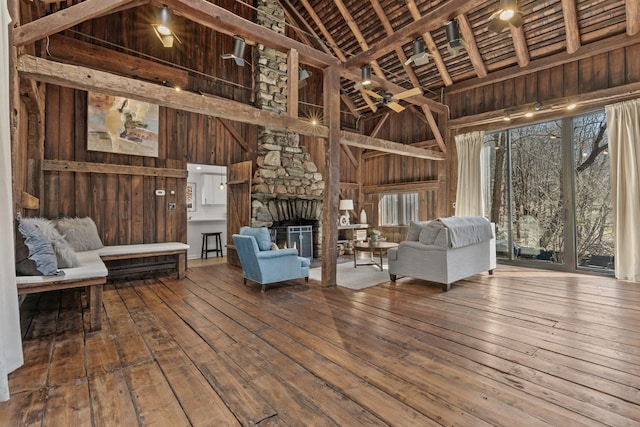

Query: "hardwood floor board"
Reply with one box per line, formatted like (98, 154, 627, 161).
(6, 263, 640, 426)
(22, 291, 60, 340)
(131, 281, 276, 425)
(116, 283, 243, 426)
(0, 389, 46, 426)
(508, 363, 640, 425)
(428, 288, 640, 362)
(101, 284, 153, 367)
(190, 277, 502, 426)
(6, 338, 53, 394)
(84, 315, 122, 378)
(48, 334, 86, 386)
(88, 371, 138, 427)
(308, 290, 537, 372)
(42, 379, 92, 427)
(534, 348, 640, 389)
(400, 350, 603, 427)
(124, 362, 191, 426)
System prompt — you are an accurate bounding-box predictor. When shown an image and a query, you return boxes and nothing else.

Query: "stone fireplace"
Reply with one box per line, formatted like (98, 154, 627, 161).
(251, 0, 324, 257)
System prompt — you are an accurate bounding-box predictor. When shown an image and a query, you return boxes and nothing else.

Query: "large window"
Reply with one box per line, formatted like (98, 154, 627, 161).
(484, 111, 613, 272)
(379, 193, 418, 226)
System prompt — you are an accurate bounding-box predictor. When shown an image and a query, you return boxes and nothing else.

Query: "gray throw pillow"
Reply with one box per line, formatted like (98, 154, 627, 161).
(406, 220, 430, 241)
(240, 226, 271, 251)
(54, 217, 104, 252)
(419, 221, 445, 245)
(23, 217, 79, 268)
(15, 215, 59, 276)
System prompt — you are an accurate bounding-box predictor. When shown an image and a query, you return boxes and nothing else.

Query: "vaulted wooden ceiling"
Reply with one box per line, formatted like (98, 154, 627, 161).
(281, 0, 633, 112)
(26, 0, 639, 116)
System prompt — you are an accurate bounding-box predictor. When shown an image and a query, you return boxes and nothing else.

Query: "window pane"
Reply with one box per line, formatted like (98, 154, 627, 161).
(380, 193, 418, 226)
(573, 111, 614, 270)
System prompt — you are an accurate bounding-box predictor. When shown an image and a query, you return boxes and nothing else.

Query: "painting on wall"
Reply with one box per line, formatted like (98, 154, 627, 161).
(186, 182, 196, 212)
(87, 92, 159, 157)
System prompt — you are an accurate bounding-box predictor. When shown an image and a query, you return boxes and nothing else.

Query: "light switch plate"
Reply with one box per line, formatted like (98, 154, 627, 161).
(155, 190, 165, 196)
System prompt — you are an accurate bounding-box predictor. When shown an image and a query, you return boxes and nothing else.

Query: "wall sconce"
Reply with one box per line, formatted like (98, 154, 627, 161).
(339, 199, 354, 226)
(222, 36, 246, 66)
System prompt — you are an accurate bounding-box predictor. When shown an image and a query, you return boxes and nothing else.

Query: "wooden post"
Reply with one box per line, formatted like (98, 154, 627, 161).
(321, 65, 340, 286)
(287, 48, 299, 119)
(8, 0, 21, 214)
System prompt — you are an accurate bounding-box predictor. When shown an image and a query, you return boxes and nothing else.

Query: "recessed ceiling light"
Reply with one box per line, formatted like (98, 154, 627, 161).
(503, 114, 511, 122)
(525, 111, 534, 118)
(567, 103, 577, 110)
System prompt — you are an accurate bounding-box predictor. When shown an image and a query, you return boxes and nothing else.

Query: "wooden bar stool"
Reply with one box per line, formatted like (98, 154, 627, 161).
(201, 232, 223, 259)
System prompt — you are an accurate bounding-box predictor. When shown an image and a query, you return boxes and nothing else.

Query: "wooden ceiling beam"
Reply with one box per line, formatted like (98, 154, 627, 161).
(340, 93, 363, 119)
(362, 139, 438, 159)
(46, 34, 189, 88)
(341, 131, 445, 161)
(344, 0, 486, 69)
(561, 0, 581, 54)
(449, 80, 640, 130)
(369, 113, 389, 139)
(456, 13, 487, 78)
(163, 0, 338, 68)
(628, 0, 640, 36)
(13, 0, 136, 46)
(447, 32, 640, 94)
(17, 55, 329, 138)
(509, 24, 530, 67)
(405, 0, 453, 86)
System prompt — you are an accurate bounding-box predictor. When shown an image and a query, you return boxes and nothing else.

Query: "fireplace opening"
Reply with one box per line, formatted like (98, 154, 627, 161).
(271, 219, 321, 259)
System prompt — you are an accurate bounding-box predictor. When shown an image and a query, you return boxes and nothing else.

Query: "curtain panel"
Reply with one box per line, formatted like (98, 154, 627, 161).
(454, 131, 485, 217)
(1, 3, 24, 402)
(605, 98, 640, 282)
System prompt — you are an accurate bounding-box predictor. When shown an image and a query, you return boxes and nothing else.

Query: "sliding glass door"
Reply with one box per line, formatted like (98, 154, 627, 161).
(484, 111, 613, 273)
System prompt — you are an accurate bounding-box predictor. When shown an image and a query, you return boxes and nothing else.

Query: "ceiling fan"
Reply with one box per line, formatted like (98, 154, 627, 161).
(356, 87, 423, 113)
(488, 0, 524, 33)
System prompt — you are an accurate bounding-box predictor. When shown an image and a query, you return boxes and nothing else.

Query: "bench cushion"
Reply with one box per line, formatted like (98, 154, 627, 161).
(16, 250, 107, 285)
(97, 242, 189, 257)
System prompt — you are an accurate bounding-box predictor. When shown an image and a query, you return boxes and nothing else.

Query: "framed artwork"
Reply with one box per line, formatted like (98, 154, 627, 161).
(186, 182, 196, 212)
(87, 92, 159, 157)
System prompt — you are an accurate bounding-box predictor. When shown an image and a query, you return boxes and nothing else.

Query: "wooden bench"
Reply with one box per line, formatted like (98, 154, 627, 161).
(16, 243, 189, 332)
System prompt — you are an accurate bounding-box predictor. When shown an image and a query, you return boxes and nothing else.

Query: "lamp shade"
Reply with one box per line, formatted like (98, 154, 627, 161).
(339, 199, 354, 210)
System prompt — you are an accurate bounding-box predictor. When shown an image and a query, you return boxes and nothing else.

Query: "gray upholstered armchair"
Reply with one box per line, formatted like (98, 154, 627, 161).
(232, 226, 310, 292)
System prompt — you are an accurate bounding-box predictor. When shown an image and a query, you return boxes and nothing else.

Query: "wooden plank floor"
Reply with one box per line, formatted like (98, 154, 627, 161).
(2, 263, 640, 426)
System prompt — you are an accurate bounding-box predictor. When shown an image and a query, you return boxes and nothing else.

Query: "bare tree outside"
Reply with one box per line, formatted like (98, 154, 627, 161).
(485, 111, 613, 270)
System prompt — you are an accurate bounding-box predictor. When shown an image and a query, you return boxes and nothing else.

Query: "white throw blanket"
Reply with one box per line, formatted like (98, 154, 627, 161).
(436, 216, 492, 248)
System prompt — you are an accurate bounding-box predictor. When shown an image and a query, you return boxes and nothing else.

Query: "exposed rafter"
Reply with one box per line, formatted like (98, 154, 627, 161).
(510, 24, 530, 67)
(340, 131, 445, 161)
(561, 0, 581, 54)
(456, 13, 487, 79)
(405, 0, 453, 87)
(627, 0, 640, 36)
(344, 0, 486, 69)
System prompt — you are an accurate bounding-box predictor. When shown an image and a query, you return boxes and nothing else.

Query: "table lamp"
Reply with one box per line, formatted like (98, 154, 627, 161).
(339, 199, 354, 226)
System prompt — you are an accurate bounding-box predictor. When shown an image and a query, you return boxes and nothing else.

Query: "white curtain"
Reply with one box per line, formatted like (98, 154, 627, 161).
(605, 98, 640, 282)
(455, 130, 485, 217)
(1, 3, 24, 402)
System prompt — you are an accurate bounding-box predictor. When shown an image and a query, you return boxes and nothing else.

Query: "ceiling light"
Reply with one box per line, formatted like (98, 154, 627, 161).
(152, 7, 182, 48)
(222, 36, 246, 66)
(361, 64, 372, 86)
(499, 0, 517, 20)
(525, 111, 534, 118)
(445, 19, 467, 57)
(405, 39, 430, 66)
(567, 103, 577, 110)
(488, 0, 523, 33)
(503, 114, 511, 122)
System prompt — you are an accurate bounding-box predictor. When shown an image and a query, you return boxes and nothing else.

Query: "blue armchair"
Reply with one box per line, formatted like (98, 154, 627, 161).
(232, 227, 310, 292)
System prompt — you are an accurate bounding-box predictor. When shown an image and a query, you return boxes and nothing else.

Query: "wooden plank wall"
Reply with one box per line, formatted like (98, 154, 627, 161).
(40, 86, 253, 246)
(447, 45, 640, 120)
